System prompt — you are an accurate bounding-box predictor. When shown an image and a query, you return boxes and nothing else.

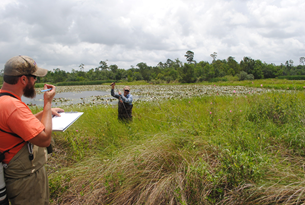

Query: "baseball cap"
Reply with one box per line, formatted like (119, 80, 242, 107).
(4, 55, 48, 77)
(124, 86, 130, 91)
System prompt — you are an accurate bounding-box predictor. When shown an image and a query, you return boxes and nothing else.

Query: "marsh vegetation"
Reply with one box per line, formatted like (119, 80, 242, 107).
(29, 82, 305, 204)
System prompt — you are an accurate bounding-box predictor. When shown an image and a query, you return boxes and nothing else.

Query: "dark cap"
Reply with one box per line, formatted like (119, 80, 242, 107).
(4, 55, 48, 77)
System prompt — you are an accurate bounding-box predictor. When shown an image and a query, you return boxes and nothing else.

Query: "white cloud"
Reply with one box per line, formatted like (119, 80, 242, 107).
(0, 0, 304, 72)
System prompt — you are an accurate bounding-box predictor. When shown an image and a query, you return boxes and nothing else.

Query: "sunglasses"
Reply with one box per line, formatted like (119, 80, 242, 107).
(26, 74, 37, 79)
(18, 74, 37, 79)
(124, 90, 129, 92)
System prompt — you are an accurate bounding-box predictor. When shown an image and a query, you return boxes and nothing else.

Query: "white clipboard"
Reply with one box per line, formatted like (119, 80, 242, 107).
(52, 112, 83, 132)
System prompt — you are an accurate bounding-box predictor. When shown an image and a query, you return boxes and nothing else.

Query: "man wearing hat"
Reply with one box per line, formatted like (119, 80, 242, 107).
(110, 82, 133, 121)
(0, 55, 63, 204)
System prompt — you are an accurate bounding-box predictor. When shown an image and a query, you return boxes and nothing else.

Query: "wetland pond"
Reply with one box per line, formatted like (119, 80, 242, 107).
(22, 90, 112, 106)
(24, 84, 282, 107)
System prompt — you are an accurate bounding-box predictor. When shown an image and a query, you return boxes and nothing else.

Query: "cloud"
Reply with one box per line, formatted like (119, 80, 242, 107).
(0, 0, 304, 71)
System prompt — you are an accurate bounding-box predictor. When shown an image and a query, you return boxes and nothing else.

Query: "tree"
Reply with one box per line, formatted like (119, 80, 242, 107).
(134, 72, 143, 80)
(52, 68, 67, 83)
(185, 50, 194, 64)
(203, 64, 215, 80)
(262, 63, 279, 78)
(157, 62, 165, 69)
(213, 60, 227, 77)
(227, 56, 240, 76)
(240, 57, 255, 74)
(168, 68, 178, 80)
(252, 60, 264, 79)
(86, 69, 96, 80)
(300, 57, 305, 65)
(137, 62, 152, 81)
(109, 64, 118, 73)
(166, 59, 174, 67)
(284, 60, 294, 75)
(99, 61, 108, 70)
(285, 60, 294, 68)
(210, 52, 217, 62)
(79, 63, 84, 72)
(178, 63, 196, 83)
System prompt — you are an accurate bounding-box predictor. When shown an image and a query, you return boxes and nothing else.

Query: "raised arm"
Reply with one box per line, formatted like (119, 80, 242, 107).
(111, 83, 120, 99)
(29, 84, 56, 147)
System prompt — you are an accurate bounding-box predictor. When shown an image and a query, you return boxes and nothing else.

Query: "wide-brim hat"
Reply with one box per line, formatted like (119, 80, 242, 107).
(4, 55, 48, 77)
(124, 86, 130, 91)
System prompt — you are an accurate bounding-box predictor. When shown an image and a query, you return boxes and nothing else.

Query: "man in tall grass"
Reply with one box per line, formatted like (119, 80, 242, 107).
(111, 82, 133, 121)
(0, 55, 63, 205)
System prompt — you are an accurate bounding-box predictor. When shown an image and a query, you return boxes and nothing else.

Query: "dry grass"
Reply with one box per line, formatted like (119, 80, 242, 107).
(46, 91, 305, 205)
(50, 134, 225, 204)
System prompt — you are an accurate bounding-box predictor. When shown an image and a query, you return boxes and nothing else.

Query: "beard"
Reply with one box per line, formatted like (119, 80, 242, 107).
(23, 81, 36, 98)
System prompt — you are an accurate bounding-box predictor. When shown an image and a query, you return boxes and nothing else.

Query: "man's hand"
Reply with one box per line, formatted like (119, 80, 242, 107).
(111, 82, 115, 89)
(31, 84, 57, 147)
(51, 108, 65, 117)
(43, 84, 56, 105)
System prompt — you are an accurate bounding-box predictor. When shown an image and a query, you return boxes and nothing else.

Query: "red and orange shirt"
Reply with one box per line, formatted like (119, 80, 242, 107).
(0, 90, 45, 164)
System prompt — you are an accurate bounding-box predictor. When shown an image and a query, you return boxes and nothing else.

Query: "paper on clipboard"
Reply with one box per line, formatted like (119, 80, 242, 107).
(52, 112, 83, 132)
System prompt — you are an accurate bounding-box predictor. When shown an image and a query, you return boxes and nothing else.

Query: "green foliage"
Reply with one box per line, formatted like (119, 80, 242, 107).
(237, 71, 254, 81)
(44, 89, 305, 204)
(185, 50, 195, 63)
(178, 63, 196, 83)
(133, 72, 143, 80)
(227, 56, 240, 76)
(137, 62, 152, 81)
(247, 92, 302, 125)
(278, 75, 305, 80)
(208, 77, 228, 82)
(203, 64, 215, 80)
(12, 51, 303, 86)
(34, 83, 46, 88)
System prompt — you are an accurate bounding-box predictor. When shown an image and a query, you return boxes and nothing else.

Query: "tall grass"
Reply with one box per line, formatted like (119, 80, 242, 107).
(200, 78, 305, 90)
(40, 91, 305, 204)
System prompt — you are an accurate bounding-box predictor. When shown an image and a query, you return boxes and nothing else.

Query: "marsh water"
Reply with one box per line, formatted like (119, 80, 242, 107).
(21, 84, 273, 107)
(22, 90, 112, 107)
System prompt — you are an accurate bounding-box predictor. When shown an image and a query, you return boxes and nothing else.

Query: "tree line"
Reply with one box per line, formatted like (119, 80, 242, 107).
(3, 51, 305, 84)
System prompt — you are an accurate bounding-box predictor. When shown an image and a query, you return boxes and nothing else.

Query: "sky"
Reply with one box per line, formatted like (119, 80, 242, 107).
(0, 0, 304, 72)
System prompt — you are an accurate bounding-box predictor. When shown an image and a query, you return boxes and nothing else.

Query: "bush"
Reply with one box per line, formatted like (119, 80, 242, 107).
(237, 71, 254, 81)
(245, 74, 254, 80)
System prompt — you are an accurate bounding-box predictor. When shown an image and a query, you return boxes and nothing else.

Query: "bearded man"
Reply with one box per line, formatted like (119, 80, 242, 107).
(0, 55, 63, 205)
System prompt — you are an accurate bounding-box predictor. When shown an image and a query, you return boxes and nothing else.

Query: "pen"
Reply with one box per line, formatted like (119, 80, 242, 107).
(41, 88, 52, 92)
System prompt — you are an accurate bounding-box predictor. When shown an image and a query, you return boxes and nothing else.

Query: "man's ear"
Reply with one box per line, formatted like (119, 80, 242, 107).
(20, 76, 27, 85)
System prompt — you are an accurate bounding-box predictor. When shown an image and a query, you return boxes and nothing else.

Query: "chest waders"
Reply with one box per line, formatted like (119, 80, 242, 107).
(118, 101, 133, 121)
(114, 85, 133, 121)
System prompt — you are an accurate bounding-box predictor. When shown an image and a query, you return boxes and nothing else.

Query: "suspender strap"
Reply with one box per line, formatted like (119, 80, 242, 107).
(1, 141, 25, 155)
(0, 127, 22, 139)
(0, 92, 21, 138)
(0, 92, 18, 99)
(0, 92, 25, 156)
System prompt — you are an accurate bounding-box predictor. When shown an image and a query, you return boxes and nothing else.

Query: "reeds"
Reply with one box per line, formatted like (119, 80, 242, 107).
(43, 90, 305, 204)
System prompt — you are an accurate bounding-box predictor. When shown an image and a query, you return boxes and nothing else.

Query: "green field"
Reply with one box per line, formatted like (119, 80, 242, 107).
(28, 81, 305, 204)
